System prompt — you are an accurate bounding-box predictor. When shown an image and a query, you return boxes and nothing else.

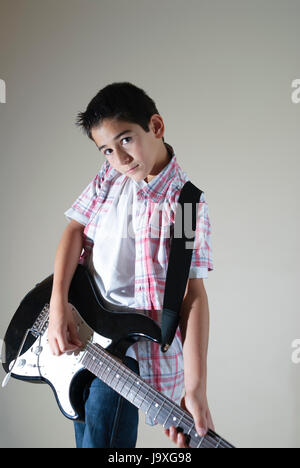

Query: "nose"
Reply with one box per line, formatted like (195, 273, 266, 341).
(115, 148, 133, 166)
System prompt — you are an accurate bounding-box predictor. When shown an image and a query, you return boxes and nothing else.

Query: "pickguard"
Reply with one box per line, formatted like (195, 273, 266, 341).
(8, 305, 112, 419)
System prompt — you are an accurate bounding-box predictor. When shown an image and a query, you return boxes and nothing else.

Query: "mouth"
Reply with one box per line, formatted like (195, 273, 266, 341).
(126, 164, 139, 174)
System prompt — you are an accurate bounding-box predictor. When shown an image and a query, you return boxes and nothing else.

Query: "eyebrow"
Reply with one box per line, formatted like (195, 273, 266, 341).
(98, 130, 132, 152)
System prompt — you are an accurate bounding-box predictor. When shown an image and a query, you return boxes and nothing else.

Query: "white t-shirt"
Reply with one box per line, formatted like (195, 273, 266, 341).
(86, 176, 145, 357)
(87, 176, 143, 307)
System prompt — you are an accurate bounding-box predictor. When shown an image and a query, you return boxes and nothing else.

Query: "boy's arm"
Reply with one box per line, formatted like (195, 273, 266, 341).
(48, 220, 85, 355)
(180, 278, 209, 395)
(51, 220, 85, 302)
(164, 278, 215, 447)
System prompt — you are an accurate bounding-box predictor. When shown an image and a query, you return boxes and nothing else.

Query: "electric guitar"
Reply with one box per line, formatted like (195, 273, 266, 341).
(2, 264, 234, 448)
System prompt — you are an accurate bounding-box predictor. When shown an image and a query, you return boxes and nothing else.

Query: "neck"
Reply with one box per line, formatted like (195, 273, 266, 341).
(144, 143, 172, 183)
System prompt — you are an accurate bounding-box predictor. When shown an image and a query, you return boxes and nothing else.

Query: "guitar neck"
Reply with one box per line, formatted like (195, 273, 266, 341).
(82, 342, 233, 449)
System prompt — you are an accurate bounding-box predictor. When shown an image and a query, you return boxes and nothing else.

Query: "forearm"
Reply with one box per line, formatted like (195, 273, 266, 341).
(179, 289, 210, 394)
(50, 224, 84, 304)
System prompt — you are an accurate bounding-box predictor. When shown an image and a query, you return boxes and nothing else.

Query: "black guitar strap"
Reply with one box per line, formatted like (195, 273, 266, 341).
(161, 181, 203, 352)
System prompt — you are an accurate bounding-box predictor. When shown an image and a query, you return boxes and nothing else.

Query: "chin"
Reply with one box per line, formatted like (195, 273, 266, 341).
(134, 172, 144, 179)
(130, 170, 145, 181)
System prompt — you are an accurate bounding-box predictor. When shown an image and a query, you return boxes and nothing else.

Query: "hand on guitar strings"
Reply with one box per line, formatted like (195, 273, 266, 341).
(48, 301, 83, 356)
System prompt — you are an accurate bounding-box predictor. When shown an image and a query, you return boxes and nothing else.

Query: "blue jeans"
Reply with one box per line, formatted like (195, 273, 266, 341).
(73, 356, 140, 448)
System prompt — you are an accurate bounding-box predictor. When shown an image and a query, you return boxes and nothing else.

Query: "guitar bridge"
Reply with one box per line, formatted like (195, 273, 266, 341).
(30, 304, 50, 337)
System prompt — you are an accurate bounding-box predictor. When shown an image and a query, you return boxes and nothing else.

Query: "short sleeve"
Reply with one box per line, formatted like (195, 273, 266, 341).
(188, 191, 214, 279)
(64, 159, 109, 226)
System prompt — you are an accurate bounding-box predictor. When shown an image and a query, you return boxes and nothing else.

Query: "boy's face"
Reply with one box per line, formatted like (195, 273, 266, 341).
(90, 115, 168, 182)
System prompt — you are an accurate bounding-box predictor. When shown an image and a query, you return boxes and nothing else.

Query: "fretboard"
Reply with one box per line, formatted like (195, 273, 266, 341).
(82, 343, 234, 448)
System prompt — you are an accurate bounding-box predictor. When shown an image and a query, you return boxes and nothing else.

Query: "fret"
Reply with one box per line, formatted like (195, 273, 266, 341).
(162, 403, 175, 428)
(186, 423, 194, 436)
(215, 437, 221, 448)
(108, 364, 123, 389)
(111, 367, 122, 390)
(135, 380, 155, 411)
(144, 397, 172, 426)
(99, 361, 109, 383)
(123, 377, 134, 395)
(104, 362, 115, 385)
(162, 407, 172, 428)
(196, 436, 204, 448)
(96, 357, 107, 380)
(88, 350, 127, 397)
(107, 359, 127, 391)
(103, 356, 119, 384)
(87, 354, 97, 375)
(131, 382, 151, 410)
(175, 411, 184, 429)
(144, 393, 157, 415)
(183, 427, 208, 449)
(84, 348, 106, 381)
(133, 380, 142, 402)
(181, 422, 194, 448)
(201, 432, 219, 449)
(81, 352, 90, 369)
(161, 406, 205, 449)
(122, 375, 134, 398)
(82, 346, 234, 449)
(94, 350, 140, 408)
(171, 407, 192, 434)
(90, 354, 99, 375)
(126, 382, 139, 403)
(117, 369, 133, 395)
(139, 387, 151, 413)
(86, 350, 123, 392)
(112, 363, 132, 395)
(125, 378, 141, 403)
(93, 354, 105, 378)
(88, 356, 97, 375)
(153, 400, 165, 422)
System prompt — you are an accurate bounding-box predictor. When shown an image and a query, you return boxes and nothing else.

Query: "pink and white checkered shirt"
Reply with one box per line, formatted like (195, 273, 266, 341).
(64, 143, 213, 425)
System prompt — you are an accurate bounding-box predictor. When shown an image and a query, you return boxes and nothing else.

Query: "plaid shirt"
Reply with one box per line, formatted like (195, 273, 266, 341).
(64, 143, 213, 425)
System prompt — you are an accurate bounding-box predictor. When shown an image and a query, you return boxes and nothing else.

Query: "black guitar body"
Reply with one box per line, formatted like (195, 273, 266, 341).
(1, 265, 235, 447)
(2, 263, 161, 408)
(3, 264, 161, 374)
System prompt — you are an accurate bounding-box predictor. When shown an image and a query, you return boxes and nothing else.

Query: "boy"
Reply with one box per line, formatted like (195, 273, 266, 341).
(48, 82, 215, 448)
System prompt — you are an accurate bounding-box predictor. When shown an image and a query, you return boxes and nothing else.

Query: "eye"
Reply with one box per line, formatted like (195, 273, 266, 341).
(103, 136, 132, 156)
(121, 136, 132, 145)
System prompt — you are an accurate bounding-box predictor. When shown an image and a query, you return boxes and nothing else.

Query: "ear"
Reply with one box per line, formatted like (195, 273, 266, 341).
(149, 114, 165, 139)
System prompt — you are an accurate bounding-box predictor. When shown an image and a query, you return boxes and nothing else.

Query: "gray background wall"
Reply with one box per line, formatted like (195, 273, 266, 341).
(0, 0, 299, 448)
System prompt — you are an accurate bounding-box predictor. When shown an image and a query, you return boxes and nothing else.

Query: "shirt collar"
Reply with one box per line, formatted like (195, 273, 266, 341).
(133, 143, 178, 203)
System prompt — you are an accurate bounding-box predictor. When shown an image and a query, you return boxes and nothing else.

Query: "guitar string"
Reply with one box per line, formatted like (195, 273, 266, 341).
(38, 312, 230, 448)
(84, 343, 232, 448)
(84, 343, 229, 449)
(85, 342, 233, 449)
(84, 344, 222, 449)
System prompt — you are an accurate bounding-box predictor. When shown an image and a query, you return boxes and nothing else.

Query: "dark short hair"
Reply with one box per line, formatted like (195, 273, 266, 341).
(75, 81, 164, 142)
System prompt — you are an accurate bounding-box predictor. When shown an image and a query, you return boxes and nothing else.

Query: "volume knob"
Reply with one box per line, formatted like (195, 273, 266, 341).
(33, 346, 43, 355)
